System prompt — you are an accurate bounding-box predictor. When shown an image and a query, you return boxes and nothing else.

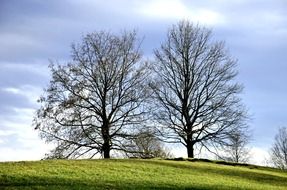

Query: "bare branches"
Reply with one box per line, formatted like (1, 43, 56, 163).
(217, 128, 251, 163)
(151, 20, 248, 158)
(124, 128, 173, 159)
(34, 22, 249, 160)
(34, 31, 150, 159)
(270, 127, 287, 170)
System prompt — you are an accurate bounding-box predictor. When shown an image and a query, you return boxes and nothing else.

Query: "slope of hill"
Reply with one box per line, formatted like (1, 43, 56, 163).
(0, 159, 286, 190)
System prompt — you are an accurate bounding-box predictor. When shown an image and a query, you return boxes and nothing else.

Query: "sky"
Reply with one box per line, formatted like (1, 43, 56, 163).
(0, 0, 287, 164)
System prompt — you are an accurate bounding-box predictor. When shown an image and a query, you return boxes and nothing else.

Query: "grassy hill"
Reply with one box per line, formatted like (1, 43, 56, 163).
(0, 158, 286, 190)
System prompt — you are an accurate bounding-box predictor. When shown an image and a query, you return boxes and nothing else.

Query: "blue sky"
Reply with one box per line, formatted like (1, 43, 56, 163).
(0, 0, 287, 163)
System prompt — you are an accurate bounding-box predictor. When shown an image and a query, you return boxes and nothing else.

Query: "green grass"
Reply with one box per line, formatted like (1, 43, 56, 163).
(0, 158, 286, 190)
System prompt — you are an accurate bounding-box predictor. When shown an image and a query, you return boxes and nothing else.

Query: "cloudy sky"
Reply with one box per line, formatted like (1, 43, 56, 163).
(0, 0, 286, 164)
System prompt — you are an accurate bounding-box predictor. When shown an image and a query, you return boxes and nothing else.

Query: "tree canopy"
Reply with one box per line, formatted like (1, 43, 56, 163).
(34, 31, 150, 159)
(34, 21, 249, 160)
(150, 21, 248, 158)
(270, 127, 287, 169)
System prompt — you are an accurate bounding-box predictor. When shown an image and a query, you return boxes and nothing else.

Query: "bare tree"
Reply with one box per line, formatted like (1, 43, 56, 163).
(34, 31, 150, 159)
(270, 127, 287, 170)
(218, 129, 250, 163)
(151, 21, 247, 158)
(125, 128, 172, 158)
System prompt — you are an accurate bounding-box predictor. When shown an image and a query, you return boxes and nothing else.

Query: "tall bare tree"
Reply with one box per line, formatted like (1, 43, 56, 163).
(34, 31, 150, 159)
(151, 21, 247, 158)
(270, 127, 287, 170)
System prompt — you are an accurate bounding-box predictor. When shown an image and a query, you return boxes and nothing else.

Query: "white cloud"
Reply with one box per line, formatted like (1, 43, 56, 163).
(249, 147, 271, 166)
(0, 107, 52, 162)
(2, 85, 42, 105)
(170, 144, 187, 157)
(2, 87, 20, 94)
(0, 146, 49, 162)
(140, 0, 225, 25)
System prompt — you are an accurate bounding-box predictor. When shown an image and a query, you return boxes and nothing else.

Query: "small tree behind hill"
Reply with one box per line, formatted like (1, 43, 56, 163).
(125, 128, 172, 158)
(218, 128, 251, 163)
(270, 127, 287, 170)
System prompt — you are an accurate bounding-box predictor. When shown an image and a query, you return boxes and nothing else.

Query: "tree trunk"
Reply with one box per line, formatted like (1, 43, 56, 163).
(186, 129, 194, 158)
(101, 122, 110, 159)
(103, 140, 110, 159)
(187, 141, 194, 158)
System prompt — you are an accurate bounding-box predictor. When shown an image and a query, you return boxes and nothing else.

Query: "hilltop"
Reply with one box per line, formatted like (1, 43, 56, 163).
(0, 159, 286, 190)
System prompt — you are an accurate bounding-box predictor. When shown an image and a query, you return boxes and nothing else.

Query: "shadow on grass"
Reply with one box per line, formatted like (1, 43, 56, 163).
(0, 172, 248, 190)
(167, 157, 257, 168)
(142, 159, 287, 187)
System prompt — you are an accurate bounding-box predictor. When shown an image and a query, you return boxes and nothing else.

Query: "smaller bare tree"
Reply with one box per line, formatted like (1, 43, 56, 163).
(270, 127, 287, 170)
(125, 128, 172, 158)
(218, 129, 250, 163)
